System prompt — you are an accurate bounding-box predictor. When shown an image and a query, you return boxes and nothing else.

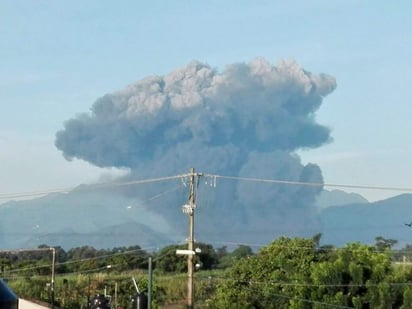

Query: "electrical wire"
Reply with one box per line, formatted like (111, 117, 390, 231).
(0, 242, 191, 278)
(197, 276, 356, 308)
(2, 170, 412, 202)
(2, 242, 406, 269)
(206, 276, 412, 288)
(144, 184, 184, 202)
(247, 289, 355, 309)
(0, 174, 189, 201)
(0, 237, 408, 258)
(0, 247, 54, 254)
(2, 249, 147, 275)
(207, 174, 412, 193)
(4, 244, 412, 307)
(271, 294, 354, 309)
(196, 276, 412, 308)
(3, 171, 412, 272)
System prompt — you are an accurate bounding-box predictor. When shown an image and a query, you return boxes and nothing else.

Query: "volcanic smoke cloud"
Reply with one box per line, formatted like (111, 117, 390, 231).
(56, 58, 337, 242)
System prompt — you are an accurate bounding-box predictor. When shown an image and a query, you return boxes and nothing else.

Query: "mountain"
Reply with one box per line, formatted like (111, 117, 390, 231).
(0, 189, 180, 250)
(3, 186, 409, 250)
(0, 180, 327, 250)
(319, 194, 412, 247)
(315, 189, 368, 209)
(20, 222, 173, 250)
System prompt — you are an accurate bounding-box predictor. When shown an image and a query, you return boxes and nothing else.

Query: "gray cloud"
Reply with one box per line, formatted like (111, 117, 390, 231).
(55, 58, 336, 243)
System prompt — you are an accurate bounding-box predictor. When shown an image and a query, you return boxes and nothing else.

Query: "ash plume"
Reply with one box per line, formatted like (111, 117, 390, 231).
(55, 58, 336, 244)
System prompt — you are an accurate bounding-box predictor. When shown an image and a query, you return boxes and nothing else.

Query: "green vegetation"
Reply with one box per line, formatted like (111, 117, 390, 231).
(3, 237, 412, 308)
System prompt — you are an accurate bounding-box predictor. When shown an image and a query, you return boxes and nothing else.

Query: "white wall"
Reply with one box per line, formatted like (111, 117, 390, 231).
(19, 299, 49, 309)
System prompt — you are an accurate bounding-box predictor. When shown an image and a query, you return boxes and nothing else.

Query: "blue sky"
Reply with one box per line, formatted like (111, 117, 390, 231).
(1, 0, 411, 202)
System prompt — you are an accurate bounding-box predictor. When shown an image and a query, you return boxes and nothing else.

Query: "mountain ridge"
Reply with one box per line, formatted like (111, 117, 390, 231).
(320, 193, 412, 246)
(1, 189, 411, 250)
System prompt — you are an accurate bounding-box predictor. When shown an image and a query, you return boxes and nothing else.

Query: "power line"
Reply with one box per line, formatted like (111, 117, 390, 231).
(1, 243, 186, 279)
(1, 246, 154, 275)
(208, 174, 412, 193)
(225, 281, 355, 308)
(0, 174, 188, 201)
(0, 247, 53, 254)
(213, 277, 412, 289)
(2, 171, 412, 202)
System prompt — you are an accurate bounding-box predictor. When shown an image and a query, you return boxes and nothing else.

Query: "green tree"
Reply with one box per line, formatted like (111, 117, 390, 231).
(375, 236, 398, 252)
(218, 245, 254, 269)
(209, 237, 318, 308)
(208, 238, 411, 308)
(401, 287, 412, 309)
(195, 243, 219, 270)
(156, 244, 188, 273)
(156, 243, 218, 273)
(310, 243, 401, 308)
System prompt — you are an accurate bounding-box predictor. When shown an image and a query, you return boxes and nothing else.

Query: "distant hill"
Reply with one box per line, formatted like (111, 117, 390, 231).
(2, 186, 411, 250)
(20, 222, 173, 250)
(0, 189, 180, 250)
(315, 189, 368, 209)
(0, 181, 326, 250)
(319, 193, 412, 247)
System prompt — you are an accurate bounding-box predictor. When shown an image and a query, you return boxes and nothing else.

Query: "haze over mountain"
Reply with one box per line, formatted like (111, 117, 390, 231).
(2, 188, 411, 250)
(316, 189, 368, 210)
(0, 187, 177, 250)
(320, 194, 412, 247)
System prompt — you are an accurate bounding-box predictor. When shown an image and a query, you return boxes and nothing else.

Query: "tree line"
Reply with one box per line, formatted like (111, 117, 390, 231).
(3, 235, 412, 308)
(0, 242, 253, 278)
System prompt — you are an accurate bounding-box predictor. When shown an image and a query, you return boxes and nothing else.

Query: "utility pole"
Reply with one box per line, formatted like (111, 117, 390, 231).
(50, 247, 56, 309)
(182, 168, 196, 309)
(148, 256, 152, 309)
